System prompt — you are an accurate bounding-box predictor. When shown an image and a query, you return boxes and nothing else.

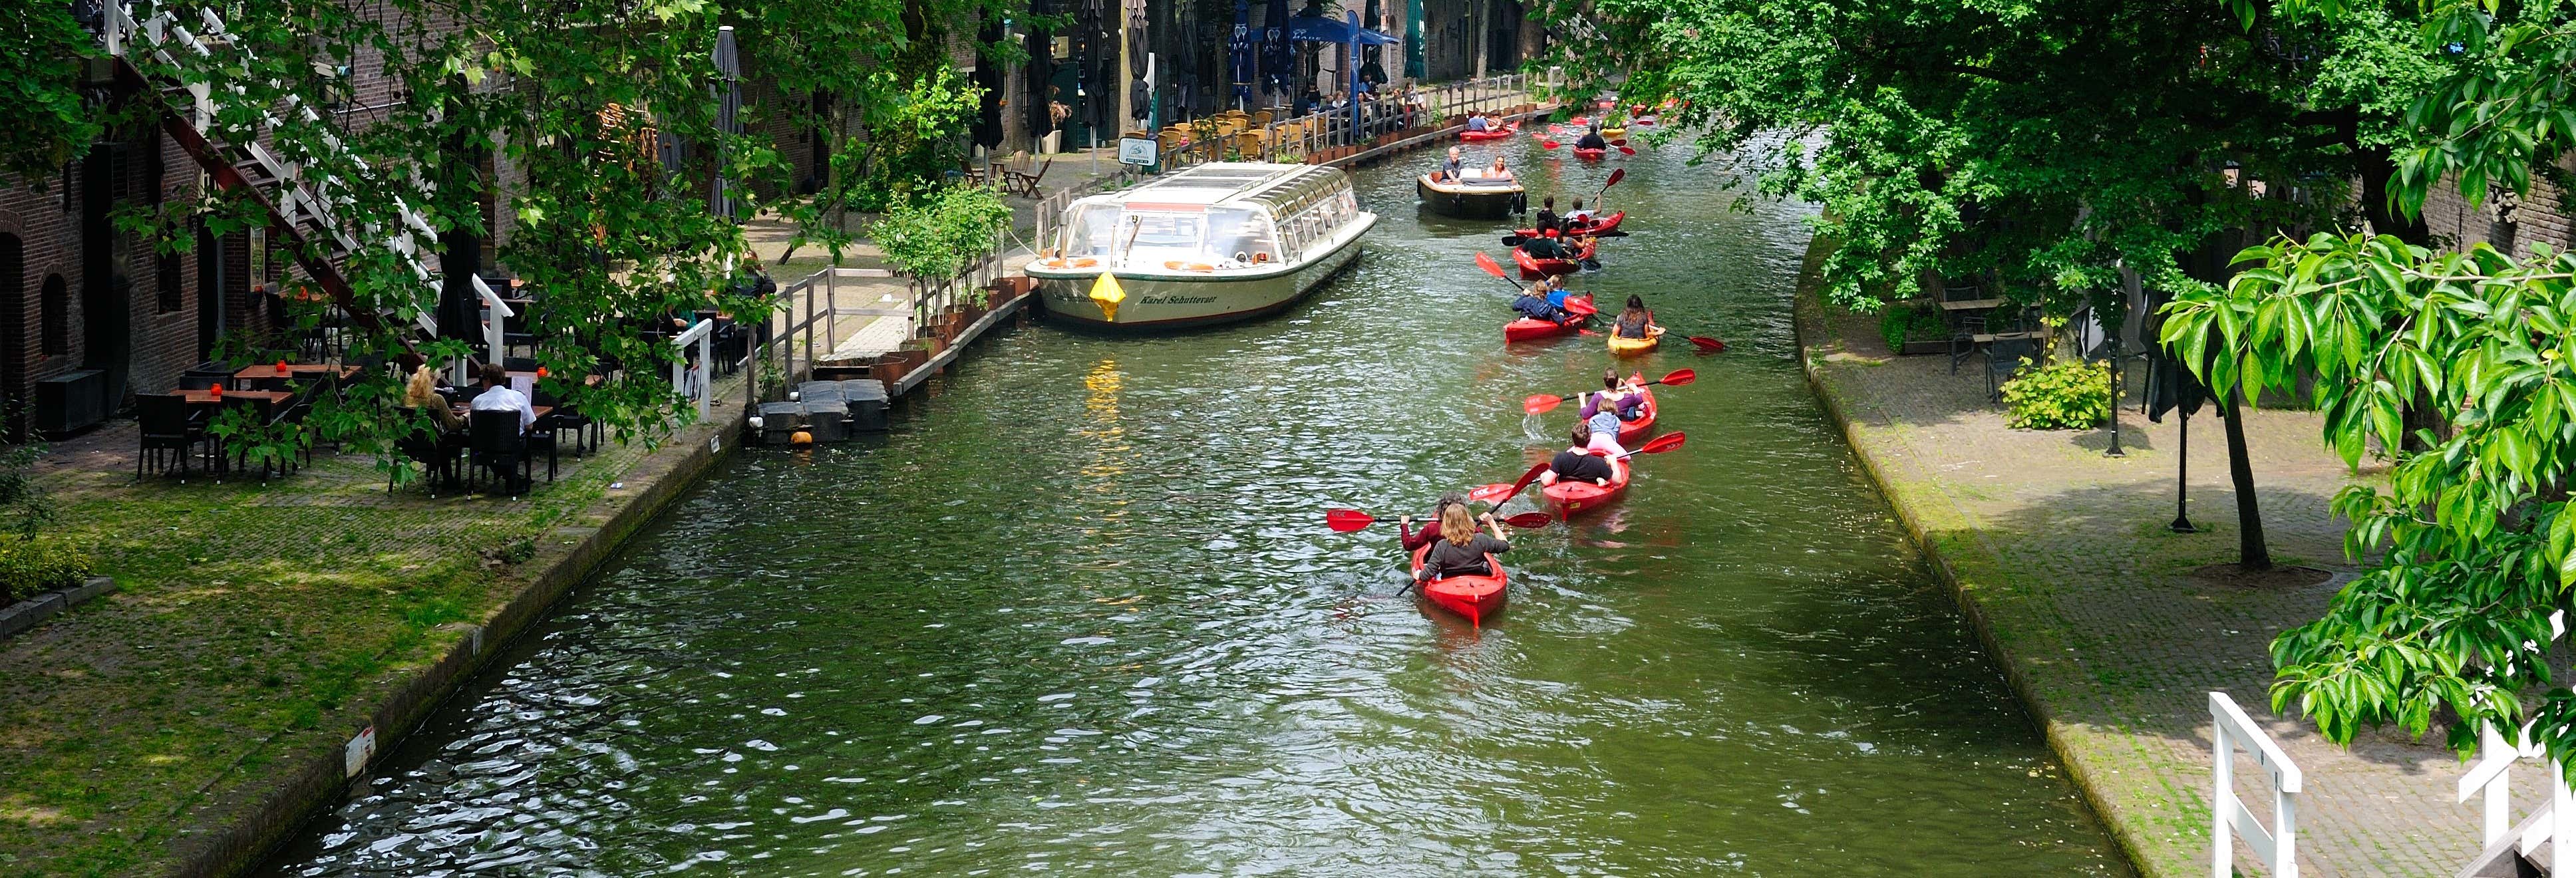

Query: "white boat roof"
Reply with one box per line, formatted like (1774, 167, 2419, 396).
(1081, 162, 1348, 210)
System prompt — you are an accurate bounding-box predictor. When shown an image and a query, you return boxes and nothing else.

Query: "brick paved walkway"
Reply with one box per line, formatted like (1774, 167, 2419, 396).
(1794, 257, 2495, 875)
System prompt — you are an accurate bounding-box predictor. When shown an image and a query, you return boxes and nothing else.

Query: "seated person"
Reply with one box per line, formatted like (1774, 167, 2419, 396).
(1533, 196, 1560, 233)
(1416, 504, 1511, 581)
(1482, 156, 1514, 182)
(1520, 231, 1568, 261)
(1466, 111, 1490, 132)
(1512, 283, 1567, 323)
(404, 361, 465, 433)
(469, 362, 536, 435)
(1576, 124, 1609, 152)
(1541, 423, 1617, 487)
(1440, 146, 1465, 182)
(1564, 198, 1596, 227)
(1398, 493, 1468, 553)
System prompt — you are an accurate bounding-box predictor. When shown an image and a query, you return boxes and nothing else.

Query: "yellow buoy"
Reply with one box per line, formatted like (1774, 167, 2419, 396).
(790, 430, 814, 446)
(1089, 272, 1126, 323)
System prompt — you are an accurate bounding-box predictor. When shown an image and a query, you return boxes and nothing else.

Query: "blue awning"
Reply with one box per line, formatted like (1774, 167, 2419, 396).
(1283, 13, 1398, 45)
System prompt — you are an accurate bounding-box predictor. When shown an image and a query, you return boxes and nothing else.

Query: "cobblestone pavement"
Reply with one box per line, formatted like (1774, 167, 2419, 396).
(1796, 267, 2498, 875)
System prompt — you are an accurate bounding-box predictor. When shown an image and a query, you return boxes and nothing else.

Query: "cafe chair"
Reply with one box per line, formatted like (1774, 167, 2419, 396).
(467, 410, 532, 498)
(137, 394, 212, 482)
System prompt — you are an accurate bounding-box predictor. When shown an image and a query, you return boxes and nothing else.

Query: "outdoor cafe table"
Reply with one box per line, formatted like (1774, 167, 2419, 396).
(232, 363, 361, 389)
(177, 388, 291, 408)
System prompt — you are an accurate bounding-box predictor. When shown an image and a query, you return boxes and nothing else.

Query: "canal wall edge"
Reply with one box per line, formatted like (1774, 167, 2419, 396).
(1785, 237, 2168, 878)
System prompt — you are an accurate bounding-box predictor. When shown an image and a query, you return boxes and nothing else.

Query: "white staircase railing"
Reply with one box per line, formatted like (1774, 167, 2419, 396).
(2459, 719, 2573, 875)
(2211, 691, 2303, 877)
(103, 1, 484, 337)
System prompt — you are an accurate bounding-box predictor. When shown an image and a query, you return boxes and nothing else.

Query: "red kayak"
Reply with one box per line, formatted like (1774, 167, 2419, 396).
(1614, 386, 1657, 445)
(1504, 294, 1594, 341)
(1573, 147, 1607, 161)
(1412, 543, 1508, 626)
(1513, 212, 1627, 239)
(1459, 122, 1519, 142)
(1541, 452, 1630, 518)
(1515, 243, 1595, 280)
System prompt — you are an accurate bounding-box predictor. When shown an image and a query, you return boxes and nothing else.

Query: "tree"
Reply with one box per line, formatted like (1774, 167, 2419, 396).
(1536, 0, 2438, 568)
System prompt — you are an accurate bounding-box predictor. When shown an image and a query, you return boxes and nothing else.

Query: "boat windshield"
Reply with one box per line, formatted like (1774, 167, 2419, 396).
(1204, 207, 1279, 266)
(1062, 204, 1281, 268)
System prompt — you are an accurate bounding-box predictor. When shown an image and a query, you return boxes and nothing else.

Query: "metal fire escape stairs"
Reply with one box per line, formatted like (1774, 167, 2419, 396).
(100, 2, 510, 346)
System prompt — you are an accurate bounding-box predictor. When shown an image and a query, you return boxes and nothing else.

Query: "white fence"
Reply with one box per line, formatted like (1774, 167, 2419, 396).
(2211, 691, 2303, 877)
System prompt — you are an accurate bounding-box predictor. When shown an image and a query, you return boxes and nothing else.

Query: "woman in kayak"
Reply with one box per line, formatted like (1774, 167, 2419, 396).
(1611, 293, 1658, 341)
(1585, 369, 1647, 422)
(1399, 492, 1470, 553)
(1581, 398, 1630, 457)
(1541, 422, 1617, 488)
(1416, 503, 1511, 581)
(1575, 124, 1609, 152)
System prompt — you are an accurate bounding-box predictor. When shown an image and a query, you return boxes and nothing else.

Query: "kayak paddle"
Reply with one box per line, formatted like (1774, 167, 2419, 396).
(1617, 431, 1687, 459)
(1474, 251, 1533, 294)
(1617, 146, 1639, 156)
(1325, 508, 1552, 531)
(1687, 336, 1728, 354)
(1468, 461, 1554, 506)
(1522, 368, 1696, 414)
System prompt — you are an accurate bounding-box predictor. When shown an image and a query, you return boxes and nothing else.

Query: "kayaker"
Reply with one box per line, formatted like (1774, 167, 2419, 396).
(1512, 282, 1568, 323)
(1466, 111, 1490, 133)
(1520, 229, 1567, 261)
(1565, 199, 1595, 227)
(1533, 196, 1561, 234)
(1576, 124, 1609, 152)
(1581, 397, 1631, 457)
(1541, 422, 1617, 488)
(1415, 504, 1511, 582)
(1398, 492, 1470, 553)
(1611, 293, 1658, 340)
(1584, 369, 1647, 422)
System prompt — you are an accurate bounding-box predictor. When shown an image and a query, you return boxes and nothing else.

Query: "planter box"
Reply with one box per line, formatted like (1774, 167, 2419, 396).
(873, 354, 911, 386)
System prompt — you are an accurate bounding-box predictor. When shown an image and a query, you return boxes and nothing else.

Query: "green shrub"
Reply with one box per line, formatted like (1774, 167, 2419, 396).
(0, 537, 92, 605)
(2000, 357, 2113, 430)
(1877, 301, 1950, 351)
(873, 184, 1015, 279)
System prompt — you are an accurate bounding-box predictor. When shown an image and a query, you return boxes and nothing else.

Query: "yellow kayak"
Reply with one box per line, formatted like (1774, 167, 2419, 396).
(1603, 126, 1627, 139)
(1607, 325, 1664, 357)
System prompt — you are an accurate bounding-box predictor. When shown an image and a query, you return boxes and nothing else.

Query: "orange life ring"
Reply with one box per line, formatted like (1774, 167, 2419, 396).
(1163, 260, 1216, 272)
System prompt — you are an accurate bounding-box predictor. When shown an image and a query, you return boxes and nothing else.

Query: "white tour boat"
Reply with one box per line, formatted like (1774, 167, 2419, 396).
(1025, 162, 1376, 330)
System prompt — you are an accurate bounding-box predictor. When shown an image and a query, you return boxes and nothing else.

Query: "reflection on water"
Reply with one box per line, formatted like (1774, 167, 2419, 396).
(264, 138, 2130, 877)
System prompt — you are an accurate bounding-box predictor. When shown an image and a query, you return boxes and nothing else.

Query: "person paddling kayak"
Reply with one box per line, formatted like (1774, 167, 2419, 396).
(1398, 492, 1470, 553)
(1543, 422, 1617, 487)
(1520, 229, 1571, 261)
(1575, 124, 1608, 152)
(1512, 281, 1570, 323)
(1611, 293, 1659, 340)
(1533, 196, 1561, 235)
(1415, 503, 1510, 582)
(1583, 369, 1647, 422)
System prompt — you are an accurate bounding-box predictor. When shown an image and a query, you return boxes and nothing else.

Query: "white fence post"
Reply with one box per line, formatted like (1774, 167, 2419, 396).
(2210, 692, 2301, 878)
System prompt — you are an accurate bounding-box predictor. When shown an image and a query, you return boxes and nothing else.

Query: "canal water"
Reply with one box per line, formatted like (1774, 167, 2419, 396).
(266, 134, 2129, 875)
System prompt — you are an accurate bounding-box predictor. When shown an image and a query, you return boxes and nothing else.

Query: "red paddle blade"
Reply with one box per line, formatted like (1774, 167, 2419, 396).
(1500, 512, 1555, 529)
(1523, 394, 1564, 414)
(1605, 168, 1626, 188)
(1325, 509, 1376, 532)
(1563, 298, 1599, 316)
(1611, 138, 1629, 147)
(1688, 336, 1728, 353)
(1618, 146, 1638, 156)
(1467, 482, 1520, 505)
(1656, 368, 1696, 386)
(1474, 251, 1509, 279)
(1637, 432, 1687, 454)
(1506, 460, 1550, 496)
(1540, 139, 1561, 149)
(1513, 248, 1543, 272)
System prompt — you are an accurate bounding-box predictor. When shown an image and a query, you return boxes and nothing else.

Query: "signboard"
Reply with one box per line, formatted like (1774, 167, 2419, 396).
(344, 724, 377, 778)
(1118, 137, 1158, 166)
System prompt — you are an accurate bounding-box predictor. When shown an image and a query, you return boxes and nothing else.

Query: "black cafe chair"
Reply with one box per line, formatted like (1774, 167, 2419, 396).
(467, 410, 531, 497)
(138, 394, 211, 482)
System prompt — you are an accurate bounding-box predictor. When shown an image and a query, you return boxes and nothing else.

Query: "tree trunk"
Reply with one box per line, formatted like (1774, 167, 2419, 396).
(2222, 382, 2272, 571)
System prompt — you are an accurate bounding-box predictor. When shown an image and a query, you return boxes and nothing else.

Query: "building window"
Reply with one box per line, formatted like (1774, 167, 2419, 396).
(39, 274, 66, 356)
(157, 249, 182, 314)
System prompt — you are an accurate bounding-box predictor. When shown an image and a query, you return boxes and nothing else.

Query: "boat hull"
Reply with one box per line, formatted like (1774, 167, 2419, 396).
(1503, 294, 1594, 342)
(1541, 454, 1629, 518)
(1029, 216, 1374, 331)
(1419, 176, 1524, 220)
(1410, 544, 1508, 625)
(1607, 326, 1663, 357)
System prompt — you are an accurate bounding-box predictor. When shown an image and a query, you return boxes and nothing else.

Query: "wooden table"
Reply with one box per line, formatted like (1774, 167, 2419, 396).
(233, 364, 361, 386)
(1938, 298, 2006, 311)
(176, 388, 291, 407)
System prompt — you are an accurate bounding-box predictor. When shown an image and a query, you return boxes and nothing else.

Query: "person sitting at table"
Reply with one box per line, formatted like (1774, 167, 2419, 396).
(469, 363, 535, 434)
(404, 363, 464, 433)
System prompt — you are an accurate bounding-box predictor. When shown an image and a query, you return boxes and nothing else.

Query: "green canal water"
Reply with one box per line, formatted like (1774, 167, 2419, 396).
(265, 136, 2130, 875)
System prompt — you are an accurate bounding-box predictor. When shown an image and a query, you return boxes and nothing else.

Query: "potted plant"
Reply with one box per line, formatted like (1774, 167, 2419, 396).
(873, 351, 912, 385)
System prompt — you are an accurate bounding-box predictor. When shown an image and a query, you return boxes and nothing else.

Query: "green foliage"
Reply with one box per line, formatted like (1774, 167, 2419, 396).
(0, 3, 103, 182)
(0, 538, 94, 605)
(1999, 358, 2112, 430)
(1536, 0, 2435, 318)
(873, 184, 1013, 279)
(2164, 231, 2576, 762)
(1877, 301, 1949, 351)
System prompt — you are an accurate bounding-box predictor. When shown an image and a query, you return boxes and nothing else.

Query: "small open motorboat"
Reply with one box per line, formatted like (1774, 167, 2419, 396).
(1410, 543, 1508, 625)
(1503, 294, 1594, 342)
(1458, 122, 1520, 142)
(1419, 173, 1526, 220)
(1540, 452, 1629, 518)
(1515, 243, 1595, 280)
(1513, 211, 1627, 239)
(1607, 325, 1665, 357)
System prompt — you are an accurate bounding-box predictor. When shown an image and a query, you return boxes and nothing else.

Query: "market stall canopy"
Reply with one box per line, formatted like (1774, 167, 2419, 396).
(1283, 12, 1398, 44)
